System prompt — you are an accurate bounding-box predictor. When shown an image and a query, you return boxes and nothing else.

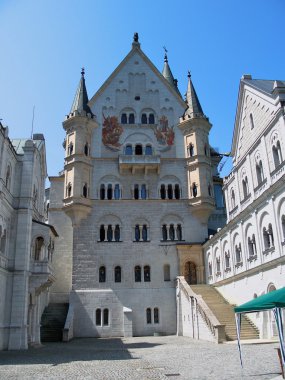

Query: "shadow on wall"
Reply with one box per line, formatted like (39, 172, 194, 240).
(0, 338, 163, 365)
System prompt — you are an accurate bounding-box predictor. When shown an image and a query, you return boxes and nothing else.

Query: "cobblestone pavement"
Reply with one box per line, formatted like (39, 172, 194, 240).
(0, 336, 282, 380)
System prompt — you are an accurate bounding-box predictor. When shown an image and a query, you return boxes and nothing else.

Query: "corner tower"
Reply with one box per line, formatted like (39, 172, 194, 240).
(179, 72, 215, 222)
(62, 68, 98, 225)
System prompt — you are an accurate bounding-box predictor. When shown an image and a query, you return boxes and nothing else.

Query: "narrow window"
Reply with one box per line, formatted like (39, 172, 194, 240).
(148, 113, 155, 124)
(135, 266, 141, 282)
(231, 189, 235, 209)
(107, 184, 112, 200)
(154, 308, 159, 324)
(174, 184, 180, 199)
(68, 143, 73, 156)
(225, 252, 230, 268)
(144, 265, 151, 282)
(282, 215, 285, 241)
(160, 184, 166, 199)
(145, 145, 152, 155)
(100, 225, 105, 242)
(96, 309, 101, 326)
(103, 309, 109, 325)
(0, 230, 6, 254)
(164, 264, 170, 281)
(208, 262, 212, 276)
(99, 266, 106, 282)
(248, 237, 254, 257)
(188, 143, 194, 157)
(114, 184, 120, 200)
(83, 183, 88, 198)
(100, 184, 105, 200)
(177, 224, 182, 241)
(162, 225, 167, 241)
(107, 225, 113, 242)
(121, 113, 127, 124)
(216, 258, 221, 273)
(242, 177, 248, 198)
(129, 113, 135, 124)
(67, 183, 72, 197)
(204, 144, 208, 156)
(135, 225, 140, 242)
(141, 184, 147, 199)
(84, 143, 89, 156)
(250, 113, 254, 129)
(146, 308, 152, 324)
(268, 224, 274, 247)
(134, 184, 139, 199)
(34, 237, 44, 261)
(167, 184, 173, 199)
(235, 245, 241, 263)
(125, 145, 132, 155)
(169, 224, 175, 241)
(272, 141, 282, 169)
(142, 225, 148, 241)
(5, 166, 11, 190)
(141, 113, 147, 124)
(192, 183, 197, 198)
(256, 161, 264, 185)
(208, 184, 212, 196)
(114, 266, 121, 282)
(263, 227, 270, 249)
(135, 144, 143, 155)
(114, 225, 120, 242)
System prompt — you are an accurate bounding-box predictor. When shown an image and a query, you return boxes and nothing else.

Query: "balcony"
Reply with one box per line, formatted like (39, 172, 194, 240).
(29, 260, 55, 292)
(119, 154, 160, 174)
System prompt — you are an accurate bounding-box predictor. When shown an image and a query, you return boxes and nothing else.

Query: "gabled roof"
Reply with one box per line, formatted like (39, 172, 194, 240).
(231, 75, 285, 159)
(70, 68, 93, 115)
(89, 40, 186, 108)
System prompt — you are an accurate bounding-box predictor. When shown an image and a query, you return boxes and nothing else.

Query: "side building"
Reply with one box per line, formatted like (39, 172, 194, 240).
(48, 34, 225, 338)
(0, 122, 57, 350)
(204, 76, 285, 338)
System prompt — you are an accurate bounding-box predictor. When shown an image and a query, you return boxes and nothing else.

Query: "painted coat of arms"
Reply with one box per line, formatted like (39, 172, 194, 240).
(102, 114, 123, 151)
(153, 116, 175, 149)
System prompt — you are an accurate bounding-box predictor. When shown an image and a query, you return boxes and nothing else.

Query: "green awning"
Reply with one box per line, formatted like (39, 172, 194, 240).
(234, 287, 285, 313)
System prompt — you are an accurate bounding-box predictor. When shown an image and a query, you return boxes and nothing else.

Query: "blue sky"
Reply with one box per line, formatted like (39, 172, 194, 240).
(0, 0, 284, 177)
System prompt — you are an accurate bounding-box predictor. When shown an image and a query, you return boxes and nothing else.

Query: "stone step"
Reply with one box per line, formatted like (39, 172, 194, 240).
(40, 303, 69, 342)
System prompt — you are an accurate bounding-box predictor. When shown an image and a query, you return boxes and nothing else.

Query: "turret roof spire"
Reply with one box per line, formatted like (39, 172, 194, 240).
(162, 48, 182, 97)
(184, 71, 205, 119)
(70, 68, 93, 116)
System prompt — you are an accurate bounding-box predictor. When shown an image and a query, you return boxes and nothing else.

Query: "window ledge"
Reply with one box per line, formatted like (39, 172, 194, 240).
(247, 255, 257, 262)
(229, 205, 238, 215)
(270, 160, 285, 176)
(263, 247, 275, 255)
(240, 193, 251, 205)
(133, 240, 150, 243)
(224, 267, 231, 273)
(235, 261, 243, 268)
(160, 239, 185, 242)
(254, 178, 267, 192)
(97, 240, 122, 243)
(216, 271, 221, 277)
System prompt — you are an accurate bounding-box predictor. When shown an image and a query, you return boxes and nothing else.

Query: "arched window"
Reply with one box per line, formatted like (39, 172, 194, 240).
(128, 113, 135, 124)
(192, 183, 197, 198)
(250, 113, 254, 129)
(107, 184, 112, 200)
(225, 251, 230, 269)
(216, 258, 221, 273)
(231, 189, 235, 209)
(114, 184, 120, 200)
(67, 183, 72, 197)
(83, 183, 88, 198)
(154, 308, 159, 324)
(145, 145, 152, 155)
(141, 184, 147, 199)
(268, 224, 274, 247)
(142, 225, 148, 241)
(176, 224, 182, 241)
(96, 309, 101, 326)
(167, 184, 173, 200)
(135, 144, 143, 155)
(103, 309, 109, 325)
(208, 262, 212, 276)
(148, 113, 155, 124)
(169, 224, 175, 241)
(263, 227, 270, 249)
(164, 264, 170, 281)
(242, 176, 249, 198)
(84, 143, 89, 156)
(99, 266, 106, 282)
(100, 184, 105, 200)
(34, 237, 44, 261)
(141, 114, 147, 124)
(125, 145, 132, 155)
(256, 161, 264, 185)
(135, 266, 141, 282)
(114, 266, 121, 282)
(174, 184, 180, 199)
(160, 184, 166, 199)
(107, 225, 112, 242)
(146, 308, 152, 324)
(144, 265, 151, 282)
(68, 143, 73, 156)
(121, 113, 127, 124)
(135, 225, 140, 242)
(235, 244, 242, 263)
(134, 184, 139, 199)
(272, 141, 282, 168)
(114, 225, 120, 242)
(281, 215, 285, 241)
(100, 225, 105, 242)
(162, 225, 167, 241)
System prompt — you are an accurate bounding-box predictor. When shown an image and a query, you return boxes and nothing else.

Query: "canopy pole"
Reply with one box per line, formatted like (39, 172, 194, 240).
(273, 307, 285, 367)
(235, 313, 243, 368)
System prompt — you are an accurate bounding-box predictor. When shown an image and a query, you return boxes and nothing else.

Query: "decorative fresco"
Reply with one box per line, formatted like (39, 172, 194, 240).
(102, 114, 123, 151)
(153, 115, 175, 149)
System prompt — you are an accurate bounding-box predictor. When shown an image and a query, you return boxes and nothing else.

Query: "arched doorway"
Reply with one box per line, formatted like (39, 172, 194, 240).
(184, 261, 197, 285)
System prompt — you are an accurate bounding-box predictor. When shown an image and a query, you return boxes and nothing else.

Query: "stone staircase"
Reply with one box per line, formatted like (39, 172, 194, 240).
(40, 303, 69, 342)
(191, 285, 259, 341)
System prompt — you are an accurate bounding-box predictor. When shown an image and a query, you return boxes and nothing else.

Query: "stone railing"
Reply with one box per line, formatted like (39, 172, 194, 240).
(119, 154, 161, 165)
(177, 276, 226, 343)
(63, 304, 74, 342)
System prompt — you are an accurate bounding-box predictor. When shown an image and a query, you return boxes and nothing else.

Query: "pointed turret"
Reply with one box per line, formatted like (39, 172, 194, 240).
(162, 52, 182, 97)
(70, 68, 93, 116)
(184, 71, 205, 119)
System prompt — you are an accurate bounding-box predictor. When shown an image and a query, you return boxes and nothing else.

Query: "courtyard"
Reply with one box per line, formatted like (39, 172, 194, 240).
(0, 336, 282, 380)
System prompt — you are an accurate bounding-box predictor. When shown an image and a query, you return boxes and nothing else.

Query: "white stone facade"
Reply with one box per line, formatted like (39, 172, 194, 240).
(204, 77, 285, 338)
(0, 124, 57, 350)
